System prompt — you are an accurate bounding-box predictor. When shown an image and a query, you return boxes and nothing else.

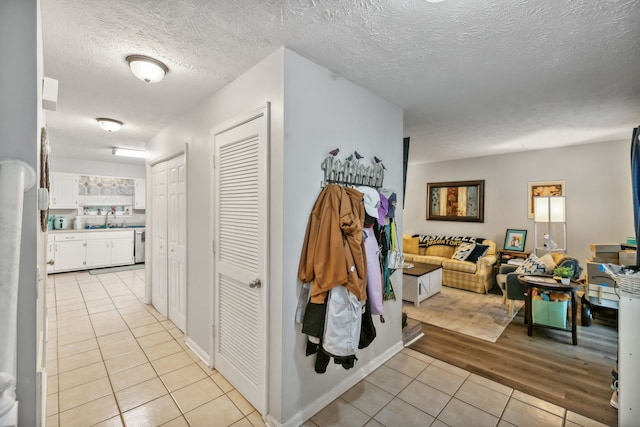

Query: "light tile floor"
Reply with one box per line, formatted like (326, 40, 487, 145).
(46, 269, 609, 427)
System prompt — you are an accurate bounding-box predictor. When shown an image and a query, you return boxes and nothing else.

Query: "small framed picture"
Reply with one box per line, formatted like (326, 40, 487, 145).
(504, 229, 527, 252)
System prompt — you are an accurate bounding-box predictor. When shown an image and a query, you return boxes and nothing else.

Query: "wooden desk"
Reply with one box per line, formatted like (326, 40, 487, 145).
(518, 275, 581, 345)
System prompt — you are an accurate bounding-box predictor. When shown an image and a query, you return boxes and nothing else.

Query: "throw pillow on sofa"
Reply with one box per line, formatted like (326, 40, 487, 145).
(403, 236, 420, 254)
(452, 242, 475, 261)
(515, 254, 547, 274)
(538, 253, 557, 274)
(466, 243, 490, 263)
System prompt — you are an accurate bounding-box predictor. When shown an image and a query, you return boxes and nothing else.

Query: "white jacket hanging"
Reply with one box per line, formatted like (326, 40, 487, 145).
(322, 286, 363, 357)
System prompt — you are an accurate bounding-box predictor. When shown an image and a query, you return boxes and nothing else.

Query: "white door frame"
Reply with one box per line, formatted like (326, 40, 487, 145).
(209, 103, 270, 414)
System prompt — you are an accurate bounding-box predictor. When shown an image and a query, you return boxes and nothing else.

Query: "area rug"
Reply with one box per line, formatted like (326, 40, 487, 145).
(402, 286, 524, 343)
(89, 264, 145, 274)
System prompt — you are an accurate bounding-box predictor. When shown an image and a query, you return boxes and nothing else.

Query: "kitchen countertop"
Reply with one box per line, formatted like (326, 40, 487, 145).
(49, 226, 145, 233)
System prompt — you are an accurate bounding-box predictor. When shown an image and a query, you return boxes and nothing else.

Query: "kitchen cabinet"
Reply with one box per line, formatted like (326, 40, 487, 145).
(46, 239, 55, 273)
(110, 232, 135, 265)
(85, 234, 111, 268)
(134, 179, 146, 209)
(86, 231, 134, 268)
(50, 172, 79, 209)
(49, 230, 135, 273)
(53, 233, 86, 272)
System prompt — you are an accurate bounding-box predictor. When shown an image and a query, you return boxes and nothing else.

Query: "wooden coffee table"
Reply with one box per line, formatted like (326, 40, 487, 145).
(402, 263, 443, 306)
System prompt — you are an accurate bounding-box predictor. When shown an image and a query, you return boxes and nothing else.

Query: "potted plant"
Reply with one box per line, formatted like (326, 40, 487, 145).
(553, 266, 574, 285)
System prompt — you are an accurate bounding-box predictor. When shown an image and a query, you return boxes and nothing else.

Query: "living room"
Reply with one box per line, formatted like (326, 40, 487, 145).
(403, 138, 633, 266)
(401, 136, 630, 426)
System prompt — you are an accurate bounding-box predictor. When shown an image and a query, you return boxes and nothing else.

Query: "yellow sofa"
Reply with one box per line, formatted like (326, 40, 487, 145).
(403, 235, 498, 294)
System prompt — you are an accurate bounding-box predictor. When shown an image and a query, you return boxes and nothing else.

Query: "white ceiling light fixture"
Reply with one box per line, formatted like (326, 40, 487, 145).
(112, 147, 146, 159)
(126, 54, 169, 83)
(96, 118, 123, 132)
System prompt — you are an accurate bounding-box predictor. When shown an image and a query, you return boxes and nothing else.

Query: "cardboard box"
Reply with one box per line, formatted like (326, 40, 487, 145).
(593, 251, 620, 260)
(587, 283, 619, 302)
(591, 256, 619, 264)
(590, 243, 622, 252)
(532, 299, 568, 329)
(587, 262, 617, 287)
(619, 249, 637, 266)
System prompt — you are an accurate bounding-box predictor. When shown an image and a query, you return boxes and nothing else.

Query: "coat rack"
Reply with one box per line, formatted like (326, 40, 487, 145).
(321, 149, 385, 188)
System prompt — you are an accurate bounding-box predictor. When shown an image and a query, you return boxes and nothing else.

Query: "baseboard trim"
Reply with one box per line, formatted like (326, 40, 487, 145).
(185, 336, 211, 366)
(266, 341, 404, 427)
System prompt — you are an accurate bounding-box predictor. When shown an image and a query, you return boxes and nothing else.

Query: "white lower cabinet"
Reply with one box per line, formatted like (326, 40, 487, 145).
(53, 233, 86, 272)
(110, 233, 135, 265)
(53, 230, 134, 272)
(85, 234, 111, 268)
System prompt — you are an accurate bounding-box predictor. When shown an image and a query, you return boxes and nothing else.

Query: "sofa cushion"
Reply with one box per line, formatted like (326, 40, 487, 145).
(403, 235, 420, 255)
(515, 254, 548, 274)
(406, 254, 447, 266)
(452, 243, 475, 261)
(425, 245, 455, 258)
(415, 235, 476, 249)
(538, 253, 557, 274)
(466, 243, 489, 263)
(442, 259, 478, 274)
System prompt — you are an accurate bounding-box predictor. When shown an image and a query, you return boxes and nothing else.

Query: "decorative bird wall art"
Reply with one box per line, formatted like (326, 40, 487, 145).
(320, 149, 385, 188)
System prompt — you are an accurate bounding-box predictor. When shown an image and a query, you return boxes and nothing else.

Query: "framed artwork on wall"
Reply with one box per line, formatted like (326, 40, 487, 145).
(504, 229, 527, 252)
(527, 180, 565, 218)
(426, 180, 484, 222)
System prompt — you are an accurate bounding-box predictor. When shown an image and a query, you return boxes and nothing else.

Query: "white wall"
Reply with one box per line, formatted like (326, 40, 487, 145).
(50, 156, 145, 178)
(146, 47, 404, 426)
(145, 48, 285, 362)
(0, 0, 41, 425)
(404, 139, 634, 268)
(279, 49, 404, 424)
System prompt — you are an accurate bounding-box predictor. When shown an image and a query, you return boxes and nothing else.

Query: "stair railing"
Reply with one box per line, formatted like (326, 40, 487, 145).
(0, 159, 36, 427)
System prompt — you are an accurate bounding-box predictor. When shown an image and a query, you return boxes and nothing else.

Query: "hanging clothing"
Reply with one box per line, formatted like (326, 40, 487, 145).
(298, 184, 370, 373)
(383, 222, 397, 301)
(363, 226, 383, 315)
(298, 184, 367, 304)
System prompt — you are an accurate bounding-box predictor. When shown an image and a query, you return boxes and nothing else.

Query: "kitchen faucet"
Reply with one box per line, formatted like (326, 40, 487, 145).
(105, 207, 116, 228)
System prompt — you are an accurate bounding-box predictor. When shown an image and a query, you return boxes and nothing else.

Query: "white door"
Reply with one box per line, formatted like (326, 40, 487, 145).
(152, 161, 168, 316)
(212, 105, 269, 414)
(167, 154, 187, 332)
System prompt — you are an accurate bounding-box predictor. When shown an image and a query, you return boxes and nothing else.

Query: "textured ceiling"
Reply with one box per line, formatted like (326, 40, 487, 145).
(41, 0, 640, 165)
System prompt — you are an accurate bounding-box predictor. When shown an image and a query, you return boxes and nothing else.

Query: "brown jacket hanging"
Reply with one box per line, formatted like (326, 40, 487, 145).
(298, 184, 367, 303)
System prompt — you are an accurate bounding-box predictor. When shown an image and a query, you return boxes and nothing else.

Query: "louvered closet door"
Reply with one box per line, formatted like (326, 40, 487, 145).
(212, 105, 268, 415)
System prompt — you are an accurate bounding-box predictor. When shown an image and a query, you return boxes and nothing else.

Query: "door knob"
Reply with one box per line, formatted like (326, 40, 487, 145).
(47, 260, 55, 265)
(249, 278, 262, 288)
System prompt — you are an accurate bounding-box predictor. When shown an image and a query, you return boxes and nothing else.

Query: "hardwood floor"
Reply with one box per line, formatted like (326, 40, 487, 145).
(409, 308, 619, 426)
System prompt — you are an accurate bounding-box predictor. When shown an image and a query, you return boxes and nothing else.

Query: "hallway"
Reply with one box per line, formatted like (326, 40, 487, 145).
(45, 269, 261, 426)
(46, 270, 609, 426)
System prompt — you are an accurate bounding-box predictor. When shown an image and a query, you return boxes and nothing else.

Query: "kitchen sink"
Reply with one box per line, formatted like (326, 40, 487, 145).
(85, 224, 145, 229)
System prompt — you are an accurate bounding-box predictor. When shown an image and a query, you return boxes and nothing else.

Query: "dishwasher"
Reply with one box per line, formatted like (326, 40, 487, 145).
(134, 229, 145, 263)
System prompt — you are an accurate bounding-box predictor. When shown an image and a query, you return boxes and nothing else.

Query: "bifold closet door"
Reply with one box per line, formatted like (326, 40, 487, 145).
(167, 154, 187, 332)
(212, 105, 269, 415)
(151, 161, 168, 316)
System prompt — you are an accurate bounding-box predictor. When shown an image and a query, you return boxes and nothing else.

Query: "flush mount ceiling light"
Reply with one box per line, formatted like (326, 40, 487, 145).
(112, 147, 146, 159)
(96, 118, 123, 132)
(126, 54, 168, 83)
